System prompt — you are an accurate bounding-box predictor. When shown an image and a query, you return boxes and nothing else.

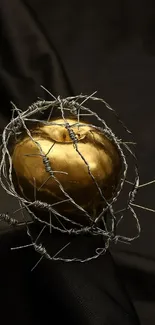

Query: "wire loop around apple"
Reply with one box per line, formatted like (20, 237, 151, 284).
(0, 89, 143, 269)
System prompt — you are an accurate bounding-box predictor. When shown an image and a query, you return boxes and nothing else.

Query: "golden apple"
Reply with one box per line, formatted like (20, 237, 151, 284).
(12, 118, 122, 222)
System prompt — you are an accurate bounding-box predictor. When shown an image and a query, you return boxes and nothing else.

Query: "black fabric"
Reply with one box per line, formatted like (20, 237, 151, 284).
(0, 1, 155, 324)
(0, 226, 139, 325)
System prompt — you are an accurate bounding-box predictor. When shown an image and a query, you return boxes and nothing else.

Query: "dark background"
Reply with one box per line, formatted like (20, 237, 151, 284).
(0, 1, 155, 324)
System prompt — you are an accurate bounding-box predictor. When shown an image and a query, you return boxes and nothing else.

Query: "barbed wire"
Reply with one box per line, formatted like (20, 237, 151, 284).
(1, 88, 152, 269)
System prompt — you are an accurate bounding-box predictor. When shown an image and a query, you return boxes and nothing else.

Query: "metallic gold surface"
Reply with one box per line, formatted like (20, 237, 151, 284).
(12, 118, 122, 220)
